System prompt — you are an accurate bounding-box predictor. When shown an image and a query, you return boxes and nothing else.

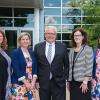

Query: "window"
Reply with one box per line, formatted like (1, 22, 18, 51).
(62, 8, 81, 16)
(62, 0, 73, 7)
(0, 7, 34, 27)
(44, 0, 61, 7)
(0, 7, 12, 17)
(14, 8, 34, 17)
(0, 18, 12, 27)
(44, 1, 83, 48)
(45, 16, 61, 24)
(62, 17, 81, 24)
(44, 8, 61, 16)
(14, 18, 34, 27)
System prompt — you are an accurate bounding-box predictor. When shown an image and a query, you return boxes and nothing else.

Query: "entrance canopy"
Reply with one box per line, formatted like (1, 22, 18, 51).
(0, 0, 43, 9)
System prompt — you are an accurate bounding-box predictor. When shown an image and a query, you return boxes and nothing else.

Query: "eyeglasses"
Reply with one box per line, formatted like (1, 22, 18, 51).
(74, 35, 82, 37)
(46, 33, 56, 35)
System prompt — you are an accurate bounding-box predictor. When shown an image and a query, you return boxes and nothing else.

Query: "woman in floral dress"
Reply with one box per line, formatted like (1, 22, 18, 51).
(11, 32, 38, 100)
(92, 35, 100, 100)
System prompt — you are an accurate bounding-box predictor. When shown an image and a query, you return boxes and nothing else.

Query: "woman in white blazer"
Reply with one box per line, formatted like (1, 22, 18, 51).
(68, 28, 93, 100)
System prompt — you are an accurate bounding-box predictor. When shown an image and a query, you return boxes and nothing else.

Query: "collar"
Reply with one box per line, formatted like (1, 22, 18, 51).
(46, 41, 55, 46)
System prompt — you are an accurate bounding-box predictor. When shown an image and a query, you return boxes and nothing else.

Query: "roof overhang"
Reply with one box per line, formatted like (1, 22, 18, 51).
(0, 0, 43, 9)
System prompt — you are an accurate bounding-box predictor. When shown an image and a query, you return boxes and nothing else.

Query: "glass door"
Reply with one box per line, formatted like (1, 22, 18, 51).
(5, 28, 18, 51)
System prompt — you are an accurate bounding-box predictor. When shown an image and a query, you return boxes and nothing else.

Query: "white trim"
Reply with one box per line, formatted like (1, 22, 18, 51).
(33, 74, 37, 78)
(18, 76, 25, 81)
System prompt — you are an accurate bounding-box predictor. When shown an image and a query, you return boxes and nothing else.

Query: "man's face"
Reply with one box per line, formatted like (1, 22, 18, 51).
(45, 29, 57, 43)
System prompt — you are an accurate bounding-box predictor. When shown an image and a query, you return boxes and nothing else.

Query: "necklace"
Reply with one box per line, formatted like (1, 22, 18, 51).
(74, 46, 82, 52)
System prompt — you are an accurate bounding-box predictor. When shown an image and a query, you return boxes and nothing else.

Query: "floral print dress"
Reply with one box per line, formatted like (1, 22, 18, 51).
(92, 49, 100, 100)
(11, 57, 35, 100)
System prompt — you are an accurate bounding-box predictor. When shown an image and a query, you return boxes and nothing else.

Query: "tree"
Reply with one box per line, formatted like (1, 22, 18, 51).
(67, 0, 100, 48)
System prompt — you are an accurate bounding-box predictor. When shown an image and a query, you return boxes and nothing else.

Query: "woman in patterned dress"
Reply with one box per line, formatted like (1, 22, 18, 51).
(11, 32, 38, 100)
(92, 35, 100, 100)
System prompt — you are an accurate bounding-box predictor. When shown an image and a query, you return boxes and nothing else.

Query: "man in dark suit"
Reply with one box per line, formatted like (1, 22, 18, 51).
(34, 26, 69, 100)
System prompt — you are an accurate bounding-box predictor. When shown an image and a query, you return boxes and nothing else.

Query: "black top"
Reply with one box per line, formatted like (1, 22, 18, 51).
(72, 51, 78, 81)
(0, 53, 8, 87)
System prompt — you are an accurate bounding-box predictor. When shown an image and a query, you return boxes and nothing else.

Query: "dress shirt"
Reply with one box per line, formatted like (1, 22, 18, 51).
(45, 42, 55, 63)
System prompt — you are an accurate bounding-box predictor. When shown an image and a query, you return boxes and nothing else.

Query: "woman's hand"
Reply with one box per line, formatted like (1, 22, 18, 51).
(25, 82, 32, 90)
(32, 77, 37, 89)
(32, 80, 36, 89)
(35, 82, 40, 90)
(80, 82, 88, 93)
(22, 79, 32, 90)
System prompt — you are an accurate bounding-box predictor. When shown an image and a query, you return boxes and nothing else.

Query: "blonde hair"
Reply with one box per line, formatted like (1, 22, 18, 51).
(45, 26, 57, 34)
(17, 32, 31, 47)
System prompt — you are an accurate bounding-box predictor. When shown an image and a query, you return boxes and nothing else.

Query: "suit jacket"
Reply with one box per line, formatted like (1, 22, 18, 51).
(68, 45, 93, 82)
(11, 47, 37, 85)
(34, 41, 69, 89)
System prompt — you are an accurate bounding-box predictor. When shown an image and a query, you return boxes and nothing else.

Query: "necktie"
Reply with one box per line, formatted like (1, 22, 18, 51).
(47, 44, 52, 79)
(47, 44, 52, 64)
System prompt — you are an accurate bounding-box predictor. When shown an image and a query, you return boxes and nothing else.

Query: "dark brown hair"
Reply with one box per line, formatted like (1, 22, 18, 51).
(71, 27, 88, 47)
(0, 30, 7, 50)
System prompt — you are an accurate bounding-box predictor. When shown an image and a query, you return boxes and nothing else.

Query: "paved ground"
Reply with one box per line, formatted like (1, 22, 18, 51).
(36, 86, 70, 100)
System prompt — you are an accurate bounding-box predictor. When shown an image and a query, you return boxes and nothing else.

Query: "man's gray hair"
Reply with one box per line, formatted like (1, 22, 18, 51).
(45, 26, 57, 33)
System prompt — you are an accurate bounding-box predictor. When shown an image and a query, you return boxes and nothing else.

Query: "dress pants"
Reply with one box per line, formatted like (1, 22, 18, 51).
(39, 78, 66, 100)
(70, 81, 91, 100)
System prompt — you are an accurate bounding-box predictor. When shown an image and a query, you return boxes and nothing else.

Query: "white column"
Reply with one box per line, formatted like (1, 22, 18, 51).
(33, 8, 39, 47)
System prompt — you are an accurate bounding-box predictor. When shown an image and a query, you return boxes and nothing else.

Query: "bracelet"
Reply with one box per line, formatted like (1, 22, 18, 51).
(33, 75, 37, 79)
(83, 80, 88, 85)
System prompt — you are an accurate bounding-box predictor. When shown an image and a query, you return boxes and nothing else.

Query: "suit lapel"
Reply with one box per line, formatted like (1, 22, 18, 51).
(51, 42, 57, 64)
(74, 45, 85, 63)
(70, 45, 85, 66)
(19, 47, 27, 65)
(28, 48, 33, 60)
(70, 49, 74, 66)
(42, 41, 50, 64)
